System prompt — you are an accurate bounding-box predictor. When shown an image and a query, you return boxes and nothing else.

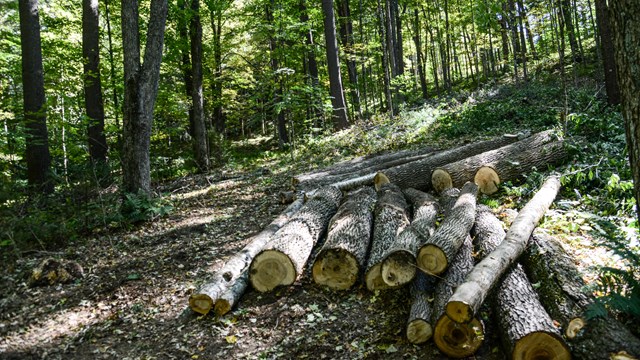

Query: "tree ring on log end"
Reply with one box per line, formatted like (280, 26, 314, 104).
(445, 300, 473, 324)
(417, 245, 448, 275)
(407, 319, 433, 344)
(312, 248, 359, 290)
(188, 294, 214, 315)
(512, 332, 571, 360)
(374, 172, 391, 191)
(249, 250, 296, 292)
(381, 250, 417, 287)
(365, 263, 391, 291)
(565, 317, 586, 339)
(432, 169, 453, 194)
(214, 299, 231, 317)
(434, 315, 484, 358)
(474, 166, 500, 195)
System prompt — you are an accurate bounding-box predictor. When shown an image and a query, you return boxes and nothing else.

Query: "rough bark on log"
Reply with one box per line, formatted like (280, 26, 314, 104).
(380, 189, 438, 287)
(431, 135, 568, 194)
(249, 186, 342, 292)
(406, 271, 436, 344)
(214, 270, 249, 316)
(417, 182, 478, 275)
(432, 235, 484, 358)
(189, 196, 305, 314)
(495, 263, 571, 360)
(444, 176, 560, 323)
(312, 187, 377, 290)
(521, 231, 640, 359)
(364, 182, 411, 291)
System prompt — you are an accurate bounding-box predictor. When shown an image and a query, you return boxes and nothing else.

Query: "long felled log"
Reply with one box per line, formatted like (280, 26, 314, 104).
(249, 186, 342, 292)
(364, 181, 411, 291)
(417, 182, 478, 275)
(522, 231, 640, 359)
(445, 176, 560, 324)
(380, 189, 439, 287)
(406, 271, 436, 344)
(189, 196, 305, 315)
(462, 205, 571, 359)
(431, 132, 568, 194)
(432, 236, 484, 358)
(312, 187, 377, 290)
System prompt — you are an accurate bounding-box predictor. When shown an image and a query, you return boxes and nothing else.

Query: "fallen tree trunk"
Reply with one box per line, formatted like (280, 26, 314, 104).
(445, 176, 560, 324)
(214, 270, 249, 316)
(380, 189, 439, 287)
(406, 271, 436, 344)
(312, 187, 377, 290)
(189, 196, 305, 315)
(249, 186, 342, 292)
(521, 231, 640, 359)
(417, 182, 478, 275)
(431, 136, 568, 194)
(432, 235, 484, 358)
(364, 182, 411, 291)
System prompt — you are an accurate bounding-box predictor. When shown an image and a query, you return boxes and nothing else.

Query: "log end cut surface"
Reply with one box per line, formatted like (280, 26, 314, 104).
(407, 319, 433, 344)
(434, 315, 484, 358)
(214, 299, 231, 317)
(381, 250, 416, 287)
(188, 294, 214, 315)
(512, 332, 571, 360)
(312, 248, 359, 290)
(432, 169, 453, 194)
(249, 250, 296, 292)
(445, 300, 474, 325)
(365, 263, 391, 291)
(417, 244, 448, 275)
(474, 166, 500, 195)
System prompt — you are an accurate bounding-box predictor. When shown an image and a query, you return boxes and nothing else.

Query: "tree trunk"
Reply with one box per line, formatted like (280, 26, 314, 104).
(83, 0, 109, 172)
(266, 1, 289, 146)
(413, 8, 428, 100)
(609, 0, 640, 224)
(189, 0, 209, 171)
(521, 232, 640, 359)
(444, 176, 560, 324)
(595, 0, 620, 105)
(336, 0, 361, 117)
(300, 0, 323, 125)
(377, 0, 394, 117)
(312, 187, 376, 290)
(210, 1, 225, 134)
(178, 0, 194, 136)
(417, 182, 478, 275)
(121, 0, 168, 194)
(559, 0, 579, 62)
(104, 0, 121, 146)
(322, 0, 350, 130)
(19, 0, 52, 194)
(214, 270, 249, 316)
(432, 235, 484, 358)
(380, 189, 438, 287)
(407, 271, 436, 344)
(249, 187, 342, 292)
(189, 197, 304, 315)
(365, 182, 410, 291)
(431, 133, 568, 194)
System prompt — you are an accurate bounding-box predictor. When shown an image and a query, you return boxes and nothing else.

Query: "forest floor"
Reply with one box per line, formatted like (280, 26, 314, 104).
(1, 79, 638, 359)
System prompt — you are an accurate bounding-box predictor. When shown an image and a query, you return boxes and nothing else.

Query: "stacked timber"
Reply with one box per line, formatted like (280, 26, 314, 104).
(249, 186, 342, 292)
(312, 187, 377, 290)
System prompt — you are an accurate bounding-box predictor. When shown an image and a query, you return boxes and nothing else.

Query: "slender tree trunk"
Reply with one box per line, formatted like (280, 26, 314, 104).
(300, 0, 323, 125)
(524, 11, 537, 60)
(210, 1, 225, 134)
(189, 0, 209, 171)
(336, 0, 361, 118)
(121, 0, 168, 194)
(322, 0, 350, 130)
(559, 0, 579, 62)
(178, 0, 194, 135)
(266, 1, 289, 146)
(83, 0, 108, 173)
(377, 0, 394, 117)
(19, 0, 52, 194)
(499, 6, 510, 63)
(103, 0, 120, 146)
(392, 0, 404, 75)
(609, 0, 640, 224)
(413, 9, 428, 100)
(517, 0, 528, 80)
(595, 0, 620, 105)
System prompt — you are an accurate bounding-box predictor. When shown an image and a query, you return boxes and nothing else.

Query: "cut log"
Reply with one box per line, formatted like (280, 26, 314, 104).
(431, 135, 568, 194)
(312, 187, 377, 290)
(495, 263, 571, 360)
(214, 270, 249, 316)
(521, 231, 640, 359)
(380, 189, 438, 287)
(406, 271, 436, 344)
(445, 176, 560, 324)
(432, 235, 484, 358)
(278, 190, 296, 204)
(417, 182, 478, 275)
(189, 196, 305, 315)
(364, 182, 411, 291)
(249, 186, 342, 292)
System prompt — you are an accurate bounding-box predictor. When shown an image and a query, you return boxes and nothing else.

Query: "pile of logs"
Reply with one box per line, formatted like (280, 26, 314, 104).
(188, 130, 640, 359)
